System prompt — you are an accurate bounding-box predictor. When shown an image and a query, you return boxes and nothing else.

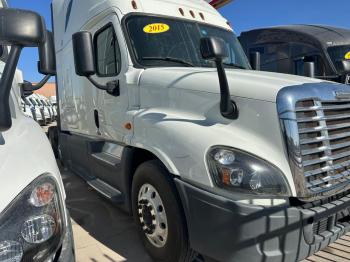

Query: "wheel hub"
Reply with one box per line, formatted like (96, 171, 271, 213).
(138, 184, 168, 248)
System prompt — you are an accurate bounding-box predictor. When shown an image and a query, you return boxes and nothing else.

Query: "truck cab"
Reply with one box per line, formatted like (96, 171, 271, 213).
(51, 1, 350, 261)
(0, 4, 74, 261)
(239, 25, 350, 84)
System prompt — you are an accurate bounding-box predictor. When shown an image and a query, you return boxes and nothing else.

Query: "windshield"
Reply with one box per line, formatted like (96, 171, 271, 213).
(328, 45, 350, 72)
(125, 15, 250, 69)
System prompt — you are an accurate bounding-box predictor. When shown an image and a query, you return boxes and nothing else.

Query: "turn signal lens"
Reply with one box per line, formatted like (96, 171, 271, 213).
(30, 182, 55, 207)
(21, 215, 56, 244)
(0, 241, 23, 262)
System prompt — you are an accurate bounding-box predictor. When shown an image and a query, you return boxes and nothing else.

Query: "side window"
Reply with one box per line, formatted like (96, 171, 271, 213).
(94, 24, 121, 77)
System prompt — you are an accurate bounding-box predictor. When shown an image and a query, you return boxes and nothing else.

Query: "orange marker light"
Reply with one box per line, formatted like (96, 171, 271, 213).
(221, 168, 232, 185)
(124, 122, 133, 130)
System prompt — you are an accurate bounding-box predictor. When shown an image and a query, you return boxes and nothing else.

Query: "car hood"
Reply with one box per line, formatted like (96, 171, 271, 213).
(139, 67, 324, 102)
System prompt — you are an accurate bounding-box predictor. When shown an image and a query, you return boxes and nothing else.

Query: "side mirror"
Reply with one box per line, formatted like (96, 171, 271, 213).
(72, 31, 119, 96)
(72, 31, 95, 76)
(335, 60, 350, 74)
(0, 8, 46, 132)
(200, 37, 228, 61)
(249, 52, 261, 71)
(200, 37, 238, 119)
(20, 30, 56, 97)
(38, 31, 56, 75)
(303, 61, 316, 78)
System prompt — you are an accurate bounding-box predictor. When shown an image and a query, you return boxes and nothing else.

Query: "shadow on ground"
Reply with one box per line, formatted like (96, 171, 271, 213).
(60, 166, 153, 262)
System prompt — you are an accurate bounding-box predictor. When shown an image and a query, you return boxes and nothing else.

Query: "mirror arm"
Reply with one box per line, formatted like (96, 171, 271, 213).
(215, 58, 238, 119)
(87, 76, 120, 96)
(87, 76, 107, 90)
(20, 74, 52, 98)
(0, 45, 22, 131)
(31, 74, 52, 91)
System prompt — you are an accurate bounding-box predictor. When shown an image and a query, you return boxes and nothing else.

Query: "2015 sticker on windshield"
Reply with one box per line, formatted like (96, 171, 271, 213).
(345, 51, 350, 60)
(143, 23, 170, 34)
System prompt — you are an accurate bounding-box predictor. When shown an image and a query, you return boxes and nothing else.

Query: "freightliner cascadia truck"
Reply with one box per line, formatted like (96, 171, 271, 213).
(50, 0, 350, 261)
(0, 2, 75, 261)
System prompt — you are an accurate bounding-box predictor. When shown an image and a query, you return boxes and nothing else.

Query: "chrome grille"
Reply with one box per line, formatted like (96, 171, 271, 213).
(296, 99, 350, 194)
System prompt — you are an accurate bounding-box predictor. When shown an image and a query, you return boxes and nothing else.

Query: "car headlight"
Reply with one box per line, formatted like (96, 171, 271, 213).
(0, 174, 65, 262)
(207, 147, 291, 196)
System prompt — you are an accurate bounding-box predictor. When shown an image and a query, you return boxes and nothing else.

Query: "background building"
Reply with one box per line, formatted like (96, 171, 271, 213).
(34, 82, 56, 98)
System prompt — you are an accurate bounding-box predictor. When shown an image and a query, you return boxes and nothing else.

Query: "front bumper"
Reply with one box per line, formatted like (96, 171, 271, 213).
(175, 179, 350, 262)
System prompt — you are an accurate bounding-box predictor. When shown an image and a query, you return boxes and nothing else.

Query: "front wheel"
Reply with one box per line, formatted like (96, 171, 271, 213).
(132, 160, 196, 262)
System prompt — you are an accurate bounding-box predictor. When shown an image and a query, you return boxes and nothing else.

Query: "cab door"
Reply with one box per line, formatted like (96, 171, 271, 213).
(90, 13, 130, 143)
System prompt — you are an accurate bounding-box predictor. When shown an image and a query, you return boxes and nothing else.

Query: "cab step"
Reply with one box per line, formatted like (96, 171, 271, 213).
(87, 178, 123, 204)
(91, 152, 121, 166)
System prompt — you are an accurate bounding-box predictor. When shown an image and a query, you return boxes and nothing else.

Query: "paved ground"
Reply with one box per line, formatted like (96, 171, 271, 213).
(61, 166, 152, 262)
(60, 165, 350, 262)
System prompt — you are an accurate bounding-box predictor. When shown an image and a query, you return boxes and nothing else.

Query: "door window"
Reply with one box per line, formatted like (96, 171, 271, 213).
(94, 24, 121, 77)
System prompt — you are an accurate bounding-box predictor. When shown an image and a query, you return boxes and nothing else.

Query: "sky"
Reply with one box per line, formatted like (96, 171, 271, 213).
(8, 0, 350, 82)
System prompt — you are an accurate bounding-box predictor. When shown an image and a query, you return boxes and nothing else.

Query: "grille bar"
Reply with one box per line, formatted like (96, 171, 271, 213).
(297, 113, 350, 123)
(303, 150, 350, 167)
(296, 103, 350, 112)
(302, 141, 350, 156)
(305, 160, 350, 177)
(299, 122, 350, 134)
(300, 131, 350, 145)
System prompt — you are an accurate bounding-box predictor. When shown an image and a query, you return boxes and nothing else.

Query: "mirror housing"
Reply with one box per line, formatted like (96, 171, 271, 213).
(200, 37, 238, 119)
(0, 8, 46, 132)
(72, 31, 120, 96)
(249, 51, 261, 71)
(72, 31, 95, 76)
(303, 61, 316, 78)
(200, 37, 228, 60)
(0, 9, 45, 47)
(335, 60, 350, 74)
(38, 31, 56, 75)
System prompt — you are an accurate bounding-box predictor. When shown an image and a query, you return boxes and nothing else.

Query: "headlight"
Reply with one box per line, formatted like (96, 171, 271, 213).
(0, 174, 65, 262)
(207, 147, 291, 196)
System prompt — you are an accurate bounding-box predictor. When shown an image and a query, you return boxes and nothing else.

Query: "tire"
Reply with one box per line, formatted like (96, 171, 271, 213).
(132, 160, 197, 262)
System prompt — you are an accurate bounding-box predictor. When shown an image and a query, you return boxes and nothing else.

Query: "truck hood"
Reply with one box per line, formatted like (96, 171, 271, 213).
(139, 68, 323, 102)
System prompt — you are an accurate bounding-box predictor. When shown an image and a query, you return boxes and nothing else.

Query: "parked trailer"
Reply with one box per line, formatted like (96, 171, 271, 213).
(50, 0, 350, 261)
(0, 2, 74, 262)
(239, 25, 350, 84)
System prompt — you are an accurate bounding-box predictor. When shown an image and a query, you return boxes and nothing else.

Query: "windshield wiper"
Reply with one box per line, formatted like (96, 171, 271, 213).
(222, 62, 246, 69)
(141, 57, 194, 67)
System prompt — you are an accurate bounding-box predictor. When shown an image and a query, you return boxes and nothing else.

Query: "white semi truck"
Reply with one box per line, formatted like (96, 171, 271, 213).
(50, 0, 350, 261)
(0, 3, 74, 261)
